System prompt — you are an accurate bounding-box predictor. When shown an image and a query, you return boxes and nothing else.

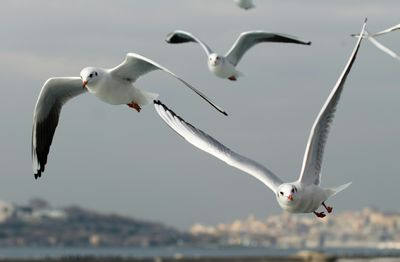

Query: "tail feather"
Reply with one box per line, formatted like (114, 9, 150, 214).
(133, 89, 159, 106)
(329, 182, 352, 197)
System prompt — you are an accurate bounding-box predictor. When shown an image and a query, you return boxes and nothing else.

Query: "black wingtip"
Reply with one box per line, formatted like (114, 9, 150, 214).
(154, 100, 228, 117)
(306, 41, 312, 45)
(154, 100, 196, 124)
(34, 172, 41, 179)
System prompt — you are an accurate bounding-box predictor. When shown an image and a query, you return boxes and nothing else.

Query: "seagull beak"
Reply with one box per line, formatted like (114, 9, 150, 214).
(82, 80, 88, 89)
(287, 195, 294, 201)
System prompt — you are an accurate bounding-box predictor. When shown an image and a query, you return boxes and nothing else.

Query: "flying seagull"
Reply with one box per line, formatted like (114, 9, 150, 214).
(32, 52, 227, 179)
(156, 20, 366, 218)
(234, 0, 255, 10)
(165, 30, 311, 81)
(351, 24, 400, 60)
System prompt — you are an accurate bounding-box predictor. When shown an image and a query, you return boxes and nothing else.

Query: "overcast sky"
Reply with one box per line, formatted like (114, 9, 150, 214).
(0, 0, 399, 230)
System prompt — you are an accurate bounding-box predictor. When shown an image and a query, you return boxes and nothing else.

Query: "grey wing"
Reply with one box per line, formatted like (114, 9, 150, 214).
(165, 30, 213, 56)
(371, 24, 400, 37)
(368, 36, 400, 60)
(110, 53, 227, 116)
(32, 77, 86, 179)
(298, 20, 366, 185)
(225, 31, 312, 66)
(154, 100, 283, 193)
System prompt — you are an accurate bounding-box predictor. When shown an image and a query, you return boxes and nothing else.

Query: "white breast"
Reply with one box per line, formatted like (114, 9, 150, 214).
(88, 76, 135, 105)
(208, 61, 237, 78)
(277, 185, 329, 213)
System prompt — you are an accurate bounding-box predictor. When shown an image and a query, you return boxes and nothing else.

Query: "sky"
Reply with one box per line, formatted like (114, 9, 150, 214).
(0, 0, 399, 230)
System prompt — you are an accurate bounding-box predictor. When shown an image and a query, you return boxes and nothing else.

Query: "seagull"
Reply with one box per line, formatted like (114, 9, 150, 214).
(165, 30, 311, 81)
(351, 24, 400, 60)
(234, 0, 255, 10)
(32, 52, 227, 179)
(156, 20, 366, 218)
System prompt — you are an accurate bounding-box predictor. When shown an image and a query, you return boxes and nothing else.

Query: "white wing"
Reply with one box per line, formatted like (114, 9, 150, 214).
(110, 53, 226, 116)
(371, 24, 400, 37)
(298, 20, 366, 185)
(165, 30, 213, 56)
(32, 77, 86, 179)
(154, 100, 283, 193)
(368, 36, 400, 60)
(225, 31, 311, 66)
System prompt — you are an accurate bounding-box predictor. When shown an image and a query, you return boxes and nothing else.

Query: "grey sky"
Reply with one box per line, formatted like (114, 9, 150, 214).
(0, 0, 399, 230)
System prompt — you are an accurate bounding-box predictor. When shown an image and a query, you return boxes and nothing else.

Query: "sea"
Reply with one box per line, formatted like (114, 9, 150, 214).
(0, 246, 399, 259)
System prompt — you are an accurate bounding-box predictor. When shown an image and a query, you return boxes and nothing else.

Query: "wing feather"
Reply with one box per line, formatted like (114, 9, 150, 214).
(32, 77, 86, 179)
(371, 24, 400, 37)
(110, 53, 227, 116)
(154, 100, 283, 193)
(165, 30, 213, 56)
(367, 36, 400, 60)
(298, 20, 366, 185)
(225, 31, 311, 66)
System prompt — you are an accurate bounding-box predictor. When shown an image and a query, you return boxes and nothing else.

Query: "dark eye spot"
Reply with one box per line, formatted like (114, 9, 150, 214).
(89, 73, 93, 78)
(94, 72, 98, 76)
(291, 189, 295, 193)
(280, 192, 284, 196)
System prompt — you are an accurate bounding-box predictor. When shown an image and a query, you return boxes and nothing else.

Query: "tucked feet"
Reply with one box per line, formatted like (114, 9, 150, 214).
(228, 75, 237, 81)
(127, 102, 141, 112)
(313, 211, 326, 218)
(322, 202, 333, 213)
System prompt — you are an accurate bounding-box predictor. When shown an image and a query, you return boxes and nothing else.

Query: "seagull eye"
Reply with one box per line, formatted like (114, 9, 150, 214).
(291, 189, 295, 193)
(280, 192, 284, 196)
(94, 72, 98, 76)
(89, 73, 93, 78)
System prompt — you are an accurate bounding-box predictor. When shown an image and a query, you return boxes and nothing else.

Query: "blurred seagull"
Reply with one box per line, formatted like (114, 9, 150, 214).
(234, 0, 255, 10)
(352, 24, 400, 60)
(156, 20, 366, 218)
(165, 30, 311, 81)
(32, 53, 227, 179)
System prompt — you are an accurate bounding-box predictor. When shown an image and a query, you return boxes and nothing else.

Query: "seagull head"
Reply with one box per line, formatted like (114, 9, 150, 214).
(277, 184, 299, 204)
(80, 67, 101, 89)
(208, 53, 223, 67)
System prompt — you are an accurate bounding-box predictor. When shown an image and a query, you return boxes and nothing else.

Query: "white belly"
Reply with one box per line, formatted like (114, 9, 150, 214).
(88, 78, 135, 105)
(208, 62, 238, 78)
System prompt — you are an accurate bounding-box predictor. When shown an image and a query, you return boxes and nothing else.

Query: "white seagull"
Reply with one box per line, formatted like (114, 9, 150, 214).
(165, 30, 311, 81)
(155, 21, 366, 218)
(32, 52, 227, 179)
(234, 0, 255, 10)
(352, 24, 400, 61)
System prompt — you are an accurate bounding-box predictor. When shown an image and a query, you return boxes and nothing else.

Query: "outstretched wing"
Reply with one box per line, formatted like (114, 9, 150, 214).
(165, 30, 213, 56)
(371, 24, 400, 37)
(110, 53, 227, 116)
(298, 20, 366, 185)
(368, 35, 400, 60)
(32, 77, 86, 179)
(154, 100, 283, 193)
(225, 31, 311, 66)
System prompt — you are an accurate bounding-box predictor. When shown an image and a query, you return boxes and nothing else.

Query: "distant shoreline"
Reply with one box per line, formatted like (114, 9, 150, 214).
(0, 254, 399, 262)
(0, 246, 399, 261)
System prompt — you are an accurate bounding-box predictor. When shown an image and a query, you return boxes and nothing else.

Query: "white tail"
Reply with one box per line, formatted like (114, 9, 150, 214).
(329, 182, 352, 197)
(133, 89, 159, 106)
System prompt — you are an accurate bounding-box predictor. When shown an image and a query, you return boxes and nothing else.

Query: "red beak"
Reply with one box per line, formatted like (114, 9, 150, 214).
(287, 195, 293, 201)
(82, 80, 88, 88)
